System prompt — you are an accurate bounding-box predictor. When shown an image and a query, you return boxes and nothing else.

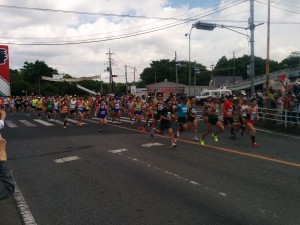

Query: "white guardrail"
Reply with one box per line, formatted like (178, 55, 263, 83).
(257, 107, 300, 128)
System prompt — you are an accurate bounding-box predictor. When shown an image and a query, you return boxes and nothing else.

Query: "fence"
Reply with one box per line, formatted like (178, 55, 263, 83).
(258, 107, 300, 128)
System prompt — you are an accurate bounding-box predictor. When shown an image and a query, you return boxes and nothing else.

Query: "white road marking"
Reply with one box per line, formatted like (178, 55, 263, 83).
(33, 119, 54, 126)
(108, 148, 128, 154)
(256, 128, 300, 140)
(142, 142, 164, 148)
(126, 156, 226, 195)
(19, 120, 37, 127)
(5, 120, 18, 128)
(67, 118, 87, 124)
(13, 183, 38, 225)
(51, 120, 64, 125)
(54, 156, 81, 163)
(219, 192, 227, 197)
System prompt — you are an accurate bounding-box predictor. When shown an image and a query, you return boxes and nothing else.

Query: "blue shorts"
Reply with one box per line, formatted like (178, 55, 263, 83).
(78, 110, 84, 114)
(114, 109, 121, 113)
(135, 111, 142, 115)
(98, 114, 107, 119)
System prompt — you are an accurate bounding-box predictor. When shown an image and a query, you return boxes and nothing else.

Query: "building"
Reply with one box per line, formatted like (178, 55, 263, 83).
(146, 80, 186, 99)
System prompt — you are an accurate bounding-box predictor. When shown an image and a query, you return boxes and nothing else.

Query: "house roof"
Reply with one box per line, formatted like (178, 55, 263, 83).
(146, 81, 186, 88)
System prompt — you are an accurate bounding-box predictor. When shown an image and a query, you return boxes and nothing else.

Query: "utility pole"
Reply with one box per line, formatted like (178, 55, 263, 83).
(266, 0, 271, 101)
(233, 51, 236, 84)
(133, 66, 137, 83)
(125, 65, 128, 94)
(249, 0, 255, 97)
(211, 63, 215, 87)
(193, 61, 197, 96)
(106, 48, 114, 94)
(175, 51, 178, 93)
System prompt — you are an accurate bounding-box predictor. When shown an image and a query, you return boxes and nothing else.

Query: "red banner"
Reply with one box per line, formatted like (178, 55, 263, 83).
(0, 45, 10, 96)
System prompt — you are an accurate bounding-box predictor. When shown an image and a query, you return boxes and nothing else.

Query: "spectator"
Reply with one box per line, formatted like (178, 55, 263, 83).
(0, 110, 15, 201)
(276, 95, 284, 125)
(288, 94, 298, 126)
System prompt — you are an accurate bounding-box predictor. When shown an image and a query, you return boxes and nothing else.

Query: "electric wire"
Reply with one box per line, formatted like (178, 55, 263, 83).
(0, 0, 248, 45)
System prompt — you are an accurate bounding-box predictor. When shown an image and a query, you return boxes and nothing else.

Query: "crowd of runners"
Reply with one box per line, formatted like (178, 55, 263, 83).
(0, 93, 260, 148)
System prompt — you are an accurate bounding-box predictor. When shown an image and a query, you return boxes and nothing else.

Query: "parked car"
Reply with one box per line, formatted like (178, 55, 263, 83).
(196, 89, 232, 104)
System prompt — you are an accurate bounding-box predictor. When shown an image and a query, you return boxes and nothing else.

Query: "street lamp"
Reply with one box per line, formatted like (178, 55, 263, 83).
(185, 22, 216, 96)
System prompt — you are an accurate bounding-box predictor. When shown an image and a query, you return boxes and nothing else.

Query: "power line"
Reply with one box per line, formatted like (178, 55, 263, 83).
(0, 0, 247, 44)
(255, 0, 300, 14)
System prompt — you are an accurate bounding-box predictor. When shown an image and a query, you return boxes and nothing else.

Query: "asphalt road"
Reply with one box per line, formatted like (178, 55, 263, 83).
(3, 112, 300, 225)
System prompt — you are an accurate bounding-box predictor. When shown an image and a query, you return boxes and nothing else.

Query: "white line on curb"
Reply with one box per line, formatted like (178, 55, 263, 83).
(14, 183, 38, 225)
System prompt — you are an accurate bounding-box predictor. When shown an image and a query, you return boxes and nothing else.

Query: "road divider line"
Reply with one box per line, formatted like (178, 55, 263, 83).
(33, 119, 54, 126)
(108, 123, 300, 168)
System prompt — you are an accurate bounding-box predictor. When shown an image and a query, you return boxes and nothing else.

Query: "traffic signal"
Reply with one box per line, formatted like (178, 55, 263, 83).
(112, 75, 118, 77)
(246, 64, 250, 75)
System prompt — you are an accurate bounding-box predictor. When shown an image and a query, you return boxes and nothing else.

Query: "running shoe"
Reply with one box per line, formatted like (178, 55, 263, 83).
(193, 137, 199, 141)
(63, 126, 66, 129)
(176, 130, 180, 137)
(174, 138, 177, 143)
(199, 139, 205, 145)
(212, 134, 218, 142)
(141, 127, 146, 133)
(171, 143, 177, 148)
(252, 143, 259, 148)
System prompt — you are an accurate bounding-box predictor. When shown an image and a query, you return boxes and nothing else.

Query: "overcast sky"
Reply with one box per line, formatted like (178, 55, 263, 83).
(1, 0, 299, 83)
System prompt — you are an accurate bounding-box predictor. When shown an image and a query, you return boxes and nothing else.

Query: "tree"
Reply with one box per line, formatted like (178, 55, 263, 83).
(280, 51, 300, 69)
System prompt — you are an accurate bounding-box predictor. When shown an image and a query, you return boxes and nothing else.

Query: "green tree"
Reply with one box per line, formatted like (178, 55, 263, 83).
(280, 51, 300, 69)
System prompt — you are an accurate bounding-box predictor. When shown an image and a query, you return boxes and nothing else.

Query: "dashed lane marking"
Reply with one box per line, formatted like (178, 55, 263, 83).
(54, 156, 81, 164)
(108, 148, 128, 154)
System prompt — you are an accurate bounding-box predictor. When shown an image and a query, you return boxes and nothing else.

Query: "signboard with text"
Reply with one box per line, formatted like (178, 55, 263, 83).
(0, 45, 11, 96)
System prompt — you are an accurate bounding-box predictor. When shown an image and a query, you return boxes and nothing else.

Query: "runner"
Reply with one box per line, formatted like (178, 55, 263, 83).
(141, 97, 155, 132)
(22, 96, 30, 116)
(45, 97, 54, 121)
(199, 97, 225, 145)
(126, 97, 135, 125)
(97, 100, 108, 132)
(174, 97, 189, 139)
(188, 96, 199, 141)
(36, 97, 43, 119)
(202, 97, 212, 123)
(222, 95, 237, 140)
(60, 98, 70, 128)
(69, 96, 77, 120)
(133, 96, 143, 130)
(154, 99, 177, 148)
(245, 98, 260, 147)
(76, 97, 85, 126)
(113, 97, 122, 123)
(150, 94, 164, 136)
(235, 96, 248, 136)
(53, 97, 60, 121)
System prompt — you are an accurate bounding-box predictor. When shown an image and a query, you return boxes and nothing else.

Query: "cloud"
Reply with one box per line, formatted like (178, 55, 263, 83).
(0, 0, 299, 83)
